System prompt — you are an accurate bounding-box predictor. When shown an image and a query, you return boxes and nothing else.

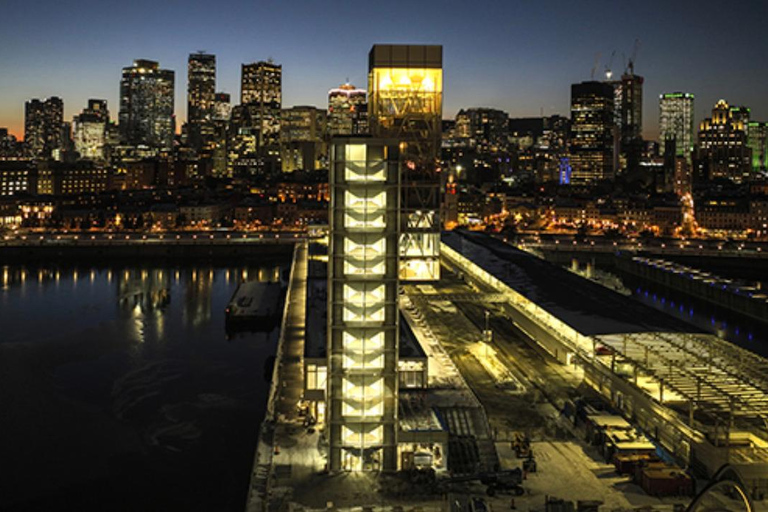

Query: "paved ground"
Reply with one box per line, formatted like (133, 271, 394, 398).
(490, 440, 691, 511)
(403, 265, 697, 509)
(255, 258, 699, 511)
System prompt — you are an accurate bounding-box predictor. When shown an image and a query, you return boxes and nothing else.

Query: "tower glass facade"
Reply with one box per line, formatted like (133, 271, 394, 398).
(327, 138, 401, 472)
(24, 97, 64, 159)
(748, 121, 768, 174)
(240, 61, 282, 154)
(328, 84, 368, 136)
(659, 92, 695, 158)
(187, 53, 216, 152)
(73, 99, 109, 161)
(698, 100, 751, 183)
(569, 81, 615, 184)
(368, 44, 442, 281)
(119, 59, 175, 150)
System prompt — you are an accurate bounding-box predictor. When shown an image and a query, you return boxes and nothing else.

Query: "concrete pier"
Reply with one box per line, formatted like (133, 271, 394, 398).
(245, 241, 308, 512)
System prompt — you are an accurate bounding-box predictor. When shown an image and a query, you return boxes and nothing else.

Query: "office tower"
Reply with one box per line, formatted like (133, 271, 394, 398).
(24, 97, 64, 159)
(280, 106, 327, 173)
(118, 59, 175, 150)
(73, 99, 109, 161)
(368, 44, 443, 281)
(210, 93, 231, 177)
(327, 138, 401, 472)
(659, 92, 695, 158)
(328, 84, 368, 136)
(618, 73, 643, 144)
(213, 92, 232, 121)
(240, 60, 282, 153)
(730, 105, 751, 127)
(698, 99, 752, 183)
(747, 121, 767, 174)
(569, 81, 615, 184)
(187, 52, 216, 152)
(618, 72, 643, 172)
(454, 108, 509, 153)
(0, 129, 22, 159)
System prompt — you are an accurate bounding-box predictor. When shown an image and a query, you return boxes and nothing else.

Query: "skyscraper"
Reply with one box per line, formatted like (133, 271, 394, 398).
(212, 92, 231, 121)
(368, 44, 443, 281)
(327, 138, 401, 472)
(454, 108, 509, 153)
(118, 59, 175, 150)
(240, 60, 282, 154)
(280, 106, 327, 173)
(187, 52, 216, 152)
(618, 72, 643, 172)
(659, 92, 695, 158)
(73, 99, 109, 161)
(619, 73, 643, 145)
(698, 99, 752, 183)
(747, 121, 768, 174)
(569, 81, 615, 184)
(328, 83, 368, 136)
(24, 96, 64, 159)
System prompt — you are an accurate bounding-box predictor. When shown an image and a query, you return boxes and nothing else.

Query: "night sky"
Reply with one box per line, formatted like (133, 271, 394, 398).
(1, 0, 767, 139)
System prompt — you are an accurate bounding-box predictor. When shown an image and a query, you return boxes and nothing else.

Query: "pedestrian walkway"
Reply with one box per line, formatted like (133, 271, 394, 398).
(246, 242, 308, 512)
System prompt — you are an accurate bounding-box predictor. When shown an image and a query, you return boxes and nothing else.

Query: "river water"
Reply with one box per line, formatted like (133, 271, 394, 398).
(0, 259, 288, 511)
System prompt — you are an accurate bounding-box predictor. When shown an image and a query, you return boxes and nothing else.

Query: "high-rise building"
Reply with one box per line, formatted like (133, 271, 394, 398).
(213, 92, 232, 121)
(280, 106, 327, 173)
(187, 53, 216, 152)
(569, 81, 615, 184)
(240, 60, 282, 153)
(618, 73, 643, 145)
(24, 97, 64, 159)
(659, 92, 695, 158)
(617, 72, 643, 172)
(328, 84, 368, 136)
(327, 138, 401, 472)
(747, 121, 768, 174)
(210, 92, 232, 177)
(73, 99, 109, 161)
(0, 129, 23, 160)
(698, 99, 752, 183)
(454, 108, 509, 153)
(118, 59, 175, 150)
(368, 44, 443, 281)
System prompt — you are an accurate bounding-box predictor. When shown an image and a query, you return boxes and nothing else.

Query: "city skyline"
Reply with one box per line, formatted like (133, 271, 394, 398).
(2, 0, 768, 139)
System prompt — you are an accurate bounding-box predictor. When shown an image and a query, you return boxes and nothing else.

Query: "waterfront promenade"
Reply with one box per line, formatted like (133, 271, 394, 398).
(246, 241, 309, 512)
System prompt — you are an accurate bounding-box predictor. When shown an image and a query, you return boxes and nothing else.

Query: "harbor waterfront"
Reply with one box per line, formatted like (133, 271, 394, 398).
(0, 254, 290, 511)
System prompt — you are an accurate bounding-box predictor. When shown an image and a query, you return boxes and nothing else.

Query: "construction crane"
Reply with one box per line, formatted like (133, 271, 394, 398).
(590, 52, 601, 80)
(626, 39, 641, 75)
(604, 50, 616, 81)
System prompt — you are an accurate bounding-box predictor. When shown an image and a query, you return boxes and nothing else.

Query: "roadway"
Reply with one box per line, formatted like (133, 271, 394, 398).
(515, 234, 768, 259)
(0, 231, 308, 247)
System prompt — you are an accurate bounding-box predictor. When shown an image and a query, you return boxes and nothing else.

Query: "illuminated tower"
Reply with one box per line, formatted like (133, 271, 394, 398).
(24, 97, 64, 159)
(73, 99, 109, 161)
(328, 83, 368, 136)
(569, 81, 615, 184)
(327, 138, 401, 472)
(698, 100, 751, 183)
(240, 60, 282, 153)
(659, 92, 695, 159)
(119, 59, 175, 150)
(748, 121, 768, 174)
(187, 52, 216, 152)
(368, 44, 442, 281)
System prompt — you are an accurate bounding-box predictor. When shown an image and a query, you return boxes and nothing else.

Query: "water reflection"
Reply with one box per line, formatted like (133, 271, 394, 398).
(0, 259, 289, 511)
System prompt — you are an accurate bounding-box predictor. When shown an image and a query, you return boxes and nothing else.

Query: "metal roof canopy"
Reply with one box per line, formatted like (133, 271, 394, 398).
(595, 332, 768, 429)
